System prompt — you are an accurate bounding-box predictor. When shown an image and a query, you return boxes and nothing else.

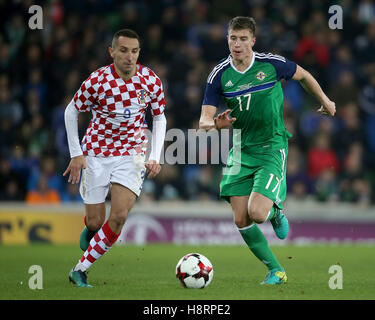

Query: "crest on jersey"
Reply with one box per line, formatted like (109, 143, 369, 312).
(137, 89, 147, 105)
(256, 71, 266, 81)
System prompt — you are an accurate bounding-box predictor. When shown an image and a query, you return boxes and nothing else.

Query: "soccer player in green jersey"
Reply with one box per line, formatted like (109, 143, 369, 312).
(199, 16, 336, 285)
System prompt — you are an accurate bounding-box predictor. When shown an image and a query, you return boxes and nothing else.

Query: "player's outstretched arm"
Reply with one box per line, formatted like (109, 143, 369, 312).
(292, 65, 336, 116)
(199, 105, 236, 130)
(199, 105, 217, 130)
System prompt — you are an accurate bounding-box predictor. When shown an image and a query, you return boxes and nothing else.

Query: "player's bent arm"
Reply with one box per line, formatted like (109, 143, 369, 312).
(145, 114, 166, 179)
(199, 105, 217, 131)
(63, 101, 87, 183)
(292, 65, 336, 116)
(64, 100, 84, 158)
(148, 113, 167, 162)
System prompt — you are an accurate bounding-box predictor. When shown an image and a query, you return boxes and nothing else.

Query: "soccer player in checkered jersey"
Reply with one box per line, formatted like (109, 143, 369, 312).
(64, 29, 167, 287)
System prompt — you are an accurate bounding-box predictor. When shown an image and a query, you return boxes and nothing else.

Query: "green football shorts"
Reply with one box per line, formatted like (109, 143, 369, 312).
(220, 147, 288, 209)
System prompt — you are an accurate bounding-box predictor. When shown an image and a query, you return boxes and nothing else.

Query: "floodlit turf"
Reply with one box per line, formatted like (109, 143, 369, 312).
(0, 243, 374, 300)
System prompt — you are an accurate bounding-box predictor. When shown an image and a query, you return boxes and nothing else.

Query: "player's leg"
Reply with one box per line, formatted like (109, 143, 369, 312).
(79, 203, 106, 251)
(247, 151, 288, 284)
(248, 191, 274, 223)
(77, 184, 136, 273)
(70, 185, 136, 287)
(70, 156, 112, 287)
(231, 195, 252, 228)
(107, 183, 137, 234)
(246, 191, 287, 284)
(70, 155, 145, 287)
(77, 156, 110, 251)
(251, 148, 289, 240)
(230, 196, 284, 278)
(85, 203, 106, 231)
(221, 151, 286, 284)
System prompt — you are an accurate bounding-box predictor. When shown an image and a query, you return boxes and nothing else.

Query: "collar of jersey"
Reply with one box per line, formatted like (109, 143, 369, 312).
(229, 51, 255, 74)
(109, 63, 141, 80)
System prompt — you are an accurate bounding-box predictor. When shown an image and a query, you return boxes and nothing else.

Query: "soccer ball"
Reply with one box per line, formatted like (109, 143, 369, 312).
(175, 253, 214, 289)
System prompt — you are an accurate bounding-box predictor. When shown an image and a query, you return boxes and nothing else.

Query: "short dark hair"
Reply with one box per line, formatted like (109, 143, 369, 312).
(112, 29, 140, 48)
(228, 16, 256, 36)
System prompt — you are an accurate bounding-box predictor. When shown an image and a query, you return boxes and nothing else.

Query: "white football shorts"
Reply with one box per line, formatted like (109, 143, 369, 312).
(79, 154, 146, 204)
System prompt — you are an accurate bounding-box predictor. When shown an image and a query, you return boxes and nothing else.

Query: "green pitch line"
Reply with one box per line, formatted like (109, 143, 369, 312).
(0, 244, 374, 300)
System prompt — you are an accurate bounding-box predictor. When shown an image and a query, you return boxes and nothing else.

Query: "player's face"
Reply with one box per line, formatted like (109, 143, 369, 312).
(227, 29, 255, 62)
(110, 36, 140, 76)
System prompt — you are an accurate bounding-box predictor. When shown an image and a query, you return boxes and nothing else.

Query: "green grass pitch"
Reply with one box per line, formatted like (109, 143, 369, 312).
(0, 244, 374, 300)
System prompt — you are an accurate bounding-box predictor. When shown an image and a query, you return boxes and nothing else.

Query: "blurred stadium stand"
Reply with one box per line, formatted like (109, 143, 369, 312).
(0, 0, 375, 243)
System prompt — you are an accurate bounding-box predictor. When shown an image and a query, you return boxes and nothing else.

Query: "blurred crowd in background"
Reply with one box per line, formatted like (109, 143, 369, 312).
(0, 0, 375, 207)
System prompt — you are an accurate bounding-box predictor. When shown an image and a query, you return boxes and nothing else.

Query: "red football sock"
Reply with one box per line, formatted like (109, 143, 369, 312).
(78, 221, 120, 271)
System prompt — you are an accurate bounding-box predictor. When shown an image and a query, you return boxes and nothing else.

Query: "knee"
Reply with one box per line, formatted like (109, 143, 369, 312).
(234, 215, 251, 229)
(248, 207, 267, 224)
(110, 209, 129, 227)
(86, 215, 105, 231)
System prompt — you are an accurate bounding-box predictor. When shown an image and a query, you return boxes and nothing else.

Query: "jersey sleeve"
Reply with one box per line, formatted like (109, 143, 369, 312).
(72, 72, 99, 112)
(147, 70, 166, 117)
(202, 69, 222, 107)
(269, 55, 297, 81)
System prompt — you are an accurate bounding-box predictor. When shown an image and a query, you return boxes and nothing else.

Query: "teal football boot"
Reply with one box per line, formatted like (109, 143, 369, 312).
(261, 268, 287, 285)
(69, 269, 93, 288)
(270, 208, 289, 240)
(79, 227, 97, 251)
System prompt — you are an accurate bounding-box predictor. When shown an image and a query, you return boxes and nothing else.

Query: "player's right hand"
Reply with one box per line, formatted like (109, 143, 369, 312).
(317, 100, 336, 116)
(63, 155, 86, 184)
(214, 109, 236, 129)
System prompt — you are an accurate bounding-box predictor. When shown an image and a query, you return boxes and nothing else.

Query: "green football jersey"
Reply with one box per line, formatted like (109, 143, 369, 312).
(203, 52, 297, 154)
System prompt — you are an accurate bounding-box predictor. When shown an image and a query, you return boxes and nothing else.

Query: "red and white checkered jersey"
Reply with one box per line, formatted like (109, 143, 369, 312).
(72, 63, 166, 157)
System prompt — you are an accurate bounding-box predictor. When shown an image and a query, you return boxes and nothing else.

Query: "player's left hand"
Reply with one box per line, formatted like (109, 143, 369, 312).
(145, 160, 161, 179)
(317, 100, 336, 116)
(214, 109, 236, 129)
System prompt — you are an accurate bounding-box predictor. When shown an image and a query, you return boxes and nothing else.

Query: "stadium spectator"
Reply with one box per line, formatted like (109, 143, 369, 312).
(60, 183, 82, 203)
(8, 145, 37, 183)
(334, 102, 366, 161)
(286, 144, 312, 199)
(24, 89, 43, 122)
(1, 179, 24, 201)
(327, 45, 359, 86)
(339, 142, 372, 206)
(307, 132, 340, 179)
(314, 168, 339, 202)
(359, 73, 375, 115)
(0, 157, 25, 201)
(0, 86, 23, 127)
(27, 114, 52, 159)
(0, 118, 16, 157)
(0, 42, 12, 74)
(328, 70, 360, 109)
(354, 21, 375, 75)
(21, 44, 44, 82)
(358, 0, 375, 25)
(183, 165, 221, 201)
(293, 21, 330, 81)
(27, 156, 64, 196)
(153, 164, 185, 201)
(24, 68, 47, 108)
(25, 175, 61, 204)
(201, 24, 228, 63)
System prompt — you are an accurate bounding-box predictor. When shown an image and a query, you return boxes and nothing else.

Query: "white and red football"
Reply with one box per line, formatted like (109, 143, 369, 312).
(175, 253, 214, 289)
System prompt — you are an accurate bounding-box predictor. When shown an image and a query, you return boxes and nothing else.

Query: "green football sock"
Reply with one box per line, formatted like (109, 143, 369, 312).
(239, 224, 282, 271)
